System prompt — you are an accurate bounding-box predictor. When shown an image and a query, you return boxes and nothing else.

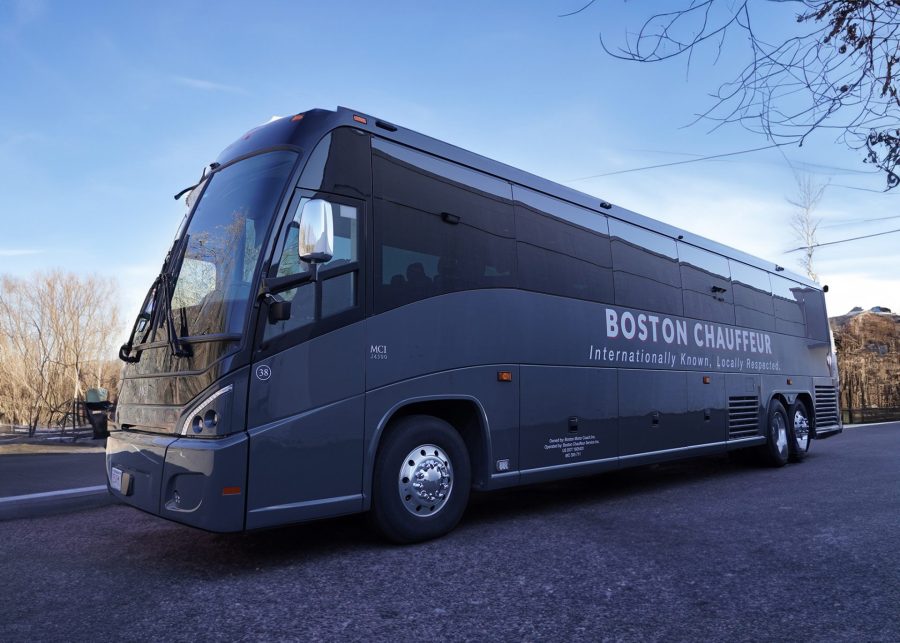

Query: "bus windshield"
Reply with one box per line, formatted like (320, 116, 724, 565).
(166, 150, 297, 339)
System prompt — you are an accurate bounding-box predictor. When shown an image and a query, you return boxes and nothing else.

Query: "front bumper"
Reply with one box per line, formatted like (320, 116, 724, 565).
(106, 430, 248, 532)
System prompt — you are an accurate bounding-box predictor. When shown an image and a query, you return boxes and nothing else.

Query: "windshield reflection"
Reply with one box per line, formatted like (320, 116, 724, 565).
(167, 150, 297, 339)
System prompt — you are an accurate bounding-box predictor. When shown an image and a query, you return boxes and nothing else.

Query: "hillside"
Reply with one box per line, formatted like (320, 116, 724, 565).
(830, 307, 900, 414)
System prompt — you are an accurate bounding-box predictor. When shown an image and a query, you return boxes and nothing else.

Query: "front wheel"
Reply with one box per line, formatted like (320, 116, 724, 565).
(788, 400, 811, 462)
(371, 415, 471, 544)
(758, 399, 789, 467)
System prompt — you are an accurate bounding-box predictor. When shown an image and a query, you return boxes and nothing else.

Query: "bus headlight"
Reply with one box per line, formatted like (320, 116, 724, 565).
(180, 385, 232, 437)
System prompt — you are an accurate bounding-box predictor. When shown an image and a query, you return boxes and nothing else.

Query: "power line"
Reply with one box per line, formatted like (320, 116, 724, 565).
(828, 183, 900, 194)
(785, 162, 875, 176)
(562, 143, 899, 196)
(564, 143, 784, 182)
(820, 214, 900, 229)
(785, 227, 900, 253)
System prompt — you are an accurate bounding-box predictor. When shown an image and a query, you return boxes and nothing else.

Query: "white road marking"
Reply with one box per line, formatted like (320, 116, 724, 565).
(0, 485, 108, 504)
(843, 421, 900, 429)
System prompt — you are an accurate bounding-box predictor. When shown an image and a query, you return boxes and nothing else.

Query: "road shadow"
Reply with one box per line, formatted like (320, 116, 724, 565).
(123, 450, 790, 577)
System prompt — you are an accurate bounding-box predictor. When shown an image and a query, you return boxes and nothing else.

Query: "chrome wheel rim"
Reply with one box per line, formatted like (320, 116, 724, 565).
(399, 444, 453, 517)
(773, 412, 788, 458)
(793, 409, 810, 452)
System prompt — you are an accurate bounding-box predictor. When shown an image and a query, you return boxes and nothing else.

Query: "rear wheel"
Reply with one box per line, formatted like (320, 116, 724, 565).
(788, 400, 811, 462)
(758, 399, 789, 467)
(371, 415, 471, 544)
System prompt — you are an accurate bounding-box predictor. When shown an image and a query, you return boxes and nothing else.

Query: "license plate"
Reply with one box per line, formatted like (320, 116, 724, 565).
(110, 467, 123, 492)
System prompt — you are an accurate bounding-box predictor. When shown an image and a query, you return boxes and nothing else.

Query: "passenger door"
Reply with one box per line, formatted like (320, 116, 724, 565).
(244, 191, 367, 529)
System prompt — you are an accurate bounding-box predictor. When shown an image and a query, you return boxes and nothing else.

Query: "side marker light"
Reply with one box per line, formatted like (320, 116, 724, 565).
(222, 487, 241, 496)
(498, 371, 512, 382)
(353, 114, 367, 124)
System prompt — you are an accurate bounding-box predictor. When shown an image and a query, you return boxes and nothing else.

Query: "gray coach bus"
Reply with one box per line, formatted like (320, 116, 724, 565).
(108, 107, 841, 542)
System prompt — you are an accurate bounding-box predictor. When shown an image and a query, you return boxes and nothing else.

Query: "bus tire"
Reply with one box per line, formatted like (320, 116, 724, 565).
(371, 415, 471, 544)
(788, 400, 811, 463)
(758, 399, 790, 467)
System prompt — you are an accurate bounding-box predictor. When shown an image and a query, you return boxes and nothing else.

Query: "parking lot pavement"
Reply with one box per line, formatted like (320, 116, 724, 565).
(1, 422, 898, 641)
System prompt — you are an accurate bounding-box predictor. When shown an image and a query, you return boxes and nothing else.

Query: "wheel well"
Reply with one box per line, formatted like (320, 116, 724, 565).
(382, 400, 488, 488)
(770, 393, 790, 414)
(771, 393, 815, 432)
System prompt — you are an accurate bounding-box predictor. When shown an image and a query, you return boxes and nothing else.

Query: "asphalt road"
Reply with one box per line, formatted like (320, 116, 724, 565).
(0, 448, 106, 497)
(1, 423, 898, 642)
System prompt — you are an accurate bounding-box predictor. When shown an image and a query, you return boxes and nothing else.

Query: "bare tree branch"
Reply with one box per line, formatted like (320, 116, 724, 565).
(0, 272, 121, 434)
(592, 1, 900, 189)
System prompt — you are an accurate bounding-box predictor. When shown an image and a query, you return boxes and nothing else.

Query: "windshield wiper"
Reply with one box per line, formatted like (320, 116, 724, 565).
(119, 270, 192, 363)
(119, 276, 161, 363)
(159, 271, 192, 358)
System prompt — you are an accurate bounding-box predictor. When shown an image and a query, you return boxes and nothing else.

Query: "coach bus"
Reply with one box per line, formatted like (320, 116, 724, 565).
(108, 107, 841, 542)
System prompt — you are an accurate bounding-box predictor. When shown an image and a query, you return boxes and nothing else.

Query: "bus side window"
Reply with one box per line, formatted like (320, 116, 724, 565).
(372, 138, 516, 313)
(799, 287, 829, 342)
(771, 274, 807, 337)
(677, 242, 735, 325)
(298, 127, 372, 199)
(729, 261, 775, 331)
(264, 197, 360, 340)
(513, 185, 614, 303)
(609, 219, 683, 316)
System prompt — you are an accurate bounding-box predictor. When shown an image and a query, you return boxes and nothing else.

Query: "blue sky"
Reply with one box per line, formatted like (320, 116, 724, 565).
(2, 0, 897, 330)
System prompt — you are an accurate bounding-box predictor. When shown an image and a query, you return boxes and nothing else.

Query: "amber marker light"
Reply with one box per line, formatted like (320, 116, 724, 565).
(353, 114, 368, 124)
(702, 376, 711, 384)
(222, 486, 242, 496)
(291, 113, 304, 121)
(497, 371, 513, 382)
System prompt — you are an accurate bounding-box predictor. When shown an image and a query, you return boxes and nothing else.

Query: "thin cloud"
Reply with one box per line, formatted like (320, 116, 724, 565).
(0, 249, 42, 257)
(7, 0, 45, 30)
(172, 76, 246, 94)
(0, 132, 45, 155)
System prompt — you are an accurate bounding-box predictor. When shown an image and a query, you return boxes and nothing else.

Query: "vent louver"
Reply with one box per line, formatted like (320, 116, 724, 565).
(814, 386, 840, 430)
(728, 396, 759, 438)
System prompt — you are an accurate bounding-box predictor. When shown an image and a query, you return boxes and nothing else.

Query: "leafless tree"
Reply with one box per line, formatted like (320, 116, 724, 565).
(0, 276, 57, 434)
(0, 272, 121, 435)
(584, 1, 900, 189)
(832, 311, 900, 418)
(787, 173, 828, 281)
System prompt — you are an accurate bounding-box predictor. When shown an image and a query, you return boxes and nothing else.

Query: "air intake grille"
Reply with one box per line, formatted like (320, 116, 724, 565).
(814, 385, 839, 429)
(728, 396, 759, 438)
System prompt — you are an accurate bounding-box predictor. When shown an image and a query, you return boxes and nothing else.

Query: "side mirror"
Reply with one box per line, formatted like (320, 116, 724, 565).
(297, 199, 334, 264)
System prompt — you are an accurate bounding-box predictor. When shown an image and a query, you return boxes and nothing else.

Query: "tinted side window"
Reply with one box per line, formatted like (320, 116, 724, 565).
(298, 127, 372, 198)
(730, 261, 775, 331)
(609, 219, 682, 316)
(797, 287, 829, 342)
(513, 186, 613, 303)
(373, 139, 516, 312)
(771, 274, 807, 336)
(678, 243, 735, 325)
(264, 196, 361, 342)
